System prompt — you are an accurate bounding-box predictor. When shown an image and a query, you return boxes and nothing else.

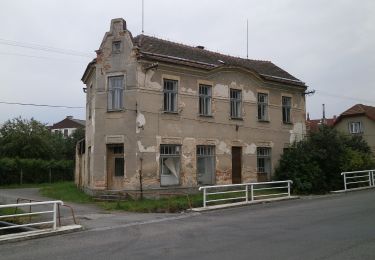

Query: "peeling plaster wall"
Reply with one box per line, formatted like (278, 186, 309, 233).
(79, 19, 307, 193)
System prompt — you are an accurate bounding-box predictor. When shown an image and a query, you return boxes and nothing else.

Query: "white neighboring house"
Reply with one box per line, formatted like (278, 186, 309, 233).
(50, 116, 85, 137)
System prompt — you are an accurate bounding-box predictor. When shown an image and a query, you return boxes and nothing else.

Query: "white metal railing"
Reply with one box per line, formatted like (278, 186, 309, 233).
(341, 170, 375, 191)
(0, 200, 63, 232)
(199, 180, 293, 208)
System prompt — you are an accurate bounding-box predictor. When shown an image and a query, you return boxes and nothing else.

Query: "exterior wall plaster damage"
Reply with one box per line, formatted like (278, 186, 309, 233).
(76, 18, 307, 194)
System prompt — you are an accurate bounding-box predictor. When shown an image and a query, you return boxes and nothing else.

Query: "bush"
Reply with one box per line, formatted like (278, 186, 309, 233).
(275, 126, 375, 194)
(0, 158, 74, 185)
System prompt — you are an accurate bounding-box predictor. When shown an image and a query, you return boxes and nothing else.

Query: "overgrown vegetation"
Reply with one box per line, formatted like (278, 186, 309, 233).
(275, 126, 375, 194)
(39, 182, 93, 203)
(0, 117, 84, 185)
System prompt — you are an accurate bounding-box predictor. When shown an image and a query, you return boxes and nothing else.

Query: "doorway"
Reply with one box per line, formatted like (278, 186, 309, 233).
(232, 147, 242, 184)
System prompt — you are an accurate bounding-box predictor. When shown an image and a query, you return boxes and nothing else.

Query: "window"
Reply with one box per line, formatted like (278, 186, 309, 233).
(258, 93, 268, 121)
(108, 76, 124, 111)
(163, 79, 178, 113)
(63, 129, 68, 137)
(197, 146, 215, 185)
(349, 122, 362, 134)
(108, 145, 124, 177)
(199, 84, 212, 116)
(257, 147, 271, 176)
(112, 41, 121, 53)
(230, 89, 242, 118)
(282, 96, 292, 123)
(54, 130, 59, 134)
(160, 144, 181, 186)
(114, 158, 124, 177)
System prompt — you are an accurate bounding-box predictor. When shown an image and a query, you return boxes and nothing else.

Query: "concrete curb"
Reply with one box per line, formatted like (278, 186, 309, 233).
(0, 225, 83, 244)
(191, 196, 300, 212)
(331, 186, 375, 194)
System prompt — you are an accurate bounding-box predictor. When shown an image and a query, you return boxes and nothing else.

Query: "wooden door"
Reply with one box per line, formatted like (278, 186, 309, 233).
(232, 147, 242, 184)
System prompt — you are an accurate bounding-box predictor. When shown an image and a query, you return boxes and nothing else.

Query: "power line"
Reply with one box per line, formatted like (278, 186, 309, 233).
(0, 38, 92, 58)
(0, 101, 84, 109)
(0, 51, 86, 62)
(315, 90, 375, 105)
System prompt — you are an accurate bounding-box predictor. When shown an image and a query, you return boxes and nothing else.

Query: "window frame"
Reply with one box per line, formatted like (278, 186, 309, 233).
(199, 84, 212, 116)
(163, 79, 178, 113)
(160, 144, 181, 186)
(230, 89, 242, 119)
(107, 75, 125, 111)
(349, 121, 362, 134)
(282, 96, 292, 123)
(257, 147, 271, 174)
(112, 41, 122, 54)
(257, 93, 269, 121)
(196, 145, 215, 185)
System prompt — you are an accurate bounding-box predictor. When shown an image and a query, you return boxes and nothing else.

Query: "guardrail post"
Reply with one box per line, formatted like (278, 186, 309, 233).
(245, 185, 249, 203)
(203, 188, 206, 208)
(343, 173, 347, 191)
(288, 181, 291, 198)
(368, 171, 372, 187)
(372, 171, 374, 187)
(53, 202, 57, 230)
(250, 184, 254, 201)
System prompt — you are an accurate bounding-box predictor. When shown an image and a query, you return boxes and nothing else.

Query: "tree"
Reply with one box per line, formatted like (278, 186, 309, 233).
(0, 117, 55, 159)
(275, 126, 375, 194)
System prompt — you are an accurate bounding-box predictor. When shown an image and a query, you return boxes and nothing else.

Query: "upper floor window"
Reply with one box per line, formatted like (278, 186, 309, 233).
(258, 93, 268, 121)
(230, 89, 242, 119)
(108, 76, 124, 111)
(349, 122, 362, 134)
(163, 79, 178, 113)
(112, 41, 121, 53)
(282, 96, 292, 123)
(199, 84, 212, 116)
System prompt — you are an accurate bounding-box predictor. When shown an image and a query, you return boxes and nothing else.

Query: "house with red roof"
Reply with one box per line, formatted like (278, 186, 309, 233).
(333, 104, 375, 155)
(50, 116, 85, 137)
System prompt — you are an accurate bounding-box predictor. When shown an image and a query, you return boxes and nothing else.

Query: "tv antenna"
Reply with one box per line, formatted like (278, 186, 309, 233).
(246, 19, 249, 59)
(142, 0, 144, 34)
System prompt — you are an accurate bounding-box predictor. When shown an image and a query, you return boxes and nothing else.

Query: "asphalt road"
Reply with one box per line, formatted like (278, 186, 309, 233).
(1, 190, 374, 260)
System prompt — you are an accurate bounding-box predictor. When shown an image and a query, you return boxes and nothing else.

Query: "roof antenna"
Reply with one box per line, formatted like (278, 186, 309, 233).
(246, 19, 249, 59)
(142, 0, 144, 34)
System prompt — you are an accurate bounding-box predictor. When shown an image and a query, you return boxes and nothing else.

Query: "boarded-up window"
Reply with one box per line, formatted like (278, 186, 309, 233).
(160, 144, 181, 186)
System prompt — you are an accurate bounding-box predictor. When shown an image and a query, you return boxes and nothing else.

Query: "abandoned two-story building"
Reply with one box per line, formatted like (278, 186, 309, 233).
(75, 18, 307, 194)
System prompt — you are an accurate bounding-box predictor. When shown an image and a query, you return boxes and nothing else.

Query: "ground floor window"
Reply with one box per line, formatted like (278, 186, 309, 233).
(107, 144, 124, 177)
(160, 144, 181, 186)
(257, 147, 271, 177)
(197, 145, 215, 185)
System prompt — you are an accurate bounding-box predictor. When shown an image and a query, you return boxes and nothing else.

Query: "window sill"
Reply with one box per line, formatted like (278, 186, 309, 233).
(283, 121, 293, 125)
(107, 109, 124, 113)
(258, 119, 270, 123)
(199, 114, 213, 118)
(162, 111, 179, 114)
(230, 117, 243, 121)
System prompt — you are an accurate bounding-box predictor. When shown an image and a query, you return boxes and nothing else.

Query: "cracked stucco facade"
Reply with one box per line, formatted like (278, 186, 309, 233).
(76, 18, 307, 193)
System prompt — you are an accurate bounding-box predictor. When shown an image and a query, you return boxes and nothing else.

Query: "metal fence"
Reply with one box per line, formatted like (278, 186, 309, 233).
(199, 180, 293, 208)
(341, 170, 375, 191)
(0, 200, 63, 233)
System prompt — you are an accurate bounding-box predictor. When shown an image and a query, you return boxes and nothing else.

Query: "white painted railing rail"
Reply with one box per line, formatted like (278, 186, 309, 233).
(199, 180, 293, 208)
(0, 200, 63, 232)
(341, 170, 375, 191)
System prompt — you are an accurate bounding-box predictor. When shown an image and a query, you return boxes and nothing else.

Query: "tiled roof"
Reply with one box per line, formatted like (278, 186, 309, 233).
(51, 117, 85, 129)
(306, 118, 336, 132)
(335, 104, 375, 123)
(133, 35, 306, 87)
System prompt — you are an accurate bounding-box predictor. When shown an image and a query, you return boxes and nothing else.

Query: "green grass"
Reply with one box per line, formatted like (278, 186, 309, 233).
(39, 182, 93, 203)
(1, 182, 290, 213)
(0, 208, 28, 224)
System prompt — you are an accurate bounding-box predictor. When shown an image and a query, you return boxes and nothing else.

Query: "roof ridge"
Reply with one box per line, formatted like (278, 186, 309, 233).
(135, 34, 272, 63)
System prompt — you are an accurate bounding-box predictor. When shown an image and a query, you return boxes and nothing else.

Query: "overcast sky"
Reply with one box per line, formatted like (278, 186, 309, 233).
(0, 0, 374, 125)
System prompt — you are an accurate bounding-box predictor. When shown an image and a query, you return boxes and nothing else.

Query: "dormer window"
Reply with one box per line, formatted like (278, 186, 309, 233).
(112, 41, 121, 53)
